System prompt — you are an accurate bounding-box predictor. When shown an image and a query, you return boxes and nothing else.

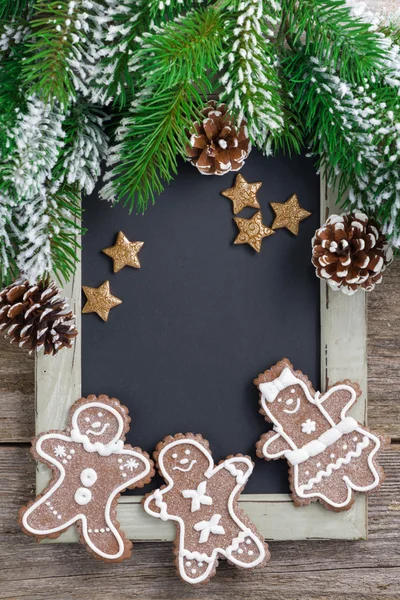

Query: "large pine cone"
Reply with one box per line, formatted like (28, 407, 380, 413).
(186, 100, 251, 175)
(312, 211, 393, 295)
(0, 279, 78, 355)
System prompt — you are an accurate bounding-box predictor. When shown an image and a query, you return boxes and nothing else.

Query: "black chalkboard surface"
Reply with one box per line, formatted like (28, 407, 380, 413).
(82, 149, 320, 495)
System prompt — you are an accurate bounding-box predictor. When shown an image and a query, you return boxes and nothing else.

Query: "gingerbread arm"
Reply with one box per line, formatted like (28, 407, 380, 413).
(143, 488, 170, 521)
(319, 382, 360, 423)
(256, 430, 292, 460)
(34, 433, 75, 469)
(221, 455, 254, 486)
(114, 448, 154, 489)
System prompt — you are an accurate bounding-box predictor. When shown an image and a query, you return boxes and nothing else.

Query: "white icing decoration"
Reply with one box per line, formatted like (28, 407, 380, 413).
(74, 487, 92, 505)
(283, 397, 300, 414)
(21, 402, 152, 560)
(172, 460, 197, 472)
(86, 423, 110, 436)
(143, 439, 266, 584)
(301, 419, 316, 435)
(80, 468, 98, 487)
(194, 514, 225, 543)
(124, 458, 139, 471)
(299, 437, 370, 493)
(259, 371, 382, 508)
(223, 462, 249, 485)
(285, 417, 359, 465)
(182, 481, 212, 512)
(54, 445, 66, 458)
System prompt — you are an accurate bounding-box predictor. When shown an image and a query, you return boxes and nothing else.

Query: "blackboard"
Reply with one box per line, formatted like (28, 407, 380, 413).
(82, 149, 320, 495)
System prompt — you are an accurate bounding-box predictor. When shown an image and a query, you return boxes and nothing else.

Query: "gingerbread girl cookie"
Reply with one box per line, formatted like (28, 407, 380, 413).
(19, 395, 154, 561)
(143, 433, 269, 584)
(255, 359, 386, 511)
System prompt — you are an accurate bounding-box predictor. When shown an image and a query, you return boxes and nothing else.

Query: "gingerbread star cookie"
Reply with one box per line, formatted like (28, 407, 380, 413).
(143, 433, 270, 584)
(255, 359, 386, 511)
(221, 174, 262, 214)
(233, 211, 274, 252)
(19, 395, 155, 561)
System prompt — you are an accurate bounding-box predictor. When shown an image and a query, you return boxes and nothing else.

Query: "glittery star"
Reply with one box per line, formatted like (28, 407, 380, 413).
(233, 211, 275, 252)
(82, 281, 122, 322)
(102, 231, 144, 273)
(270, 194, 311, 235)
(221, 173, 262, 214)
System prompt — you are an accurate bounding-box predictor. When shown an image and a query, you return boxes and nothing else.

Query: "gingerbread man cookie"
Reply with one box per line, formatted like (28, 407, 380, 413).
(143, 433, 269, 584)
(255, 359, 386, 511)
(19, 395, 154, 561)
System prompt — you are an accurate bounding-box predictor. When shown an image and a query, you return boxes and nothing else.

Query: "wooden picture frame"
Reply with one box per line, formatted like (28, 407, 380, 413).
(34, 179, 368, 542)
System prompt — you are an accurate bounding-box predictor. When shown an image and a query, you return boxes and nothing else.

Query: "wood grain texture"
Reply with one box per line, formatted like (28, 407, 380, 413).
(1, 445, 399, 600)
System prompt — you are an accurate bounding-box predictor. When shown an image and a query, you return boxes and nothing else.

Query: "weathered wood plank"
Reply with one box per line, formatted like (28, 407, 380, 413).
(1, 445, 399, 600)
(0, 336, 34, 442)
(368, 258, 400, 438)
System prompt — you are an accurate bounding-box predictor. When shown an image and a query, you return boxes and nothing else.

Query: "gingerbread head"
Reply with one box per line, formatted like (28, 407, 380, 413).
(69, 396, 130, 453)
(157, 436, 213, 485)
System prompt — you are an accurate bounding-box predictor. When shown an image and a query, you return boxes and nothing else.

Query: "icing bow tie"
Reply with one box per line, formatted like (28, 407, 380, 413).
(259, 367, 300, 403)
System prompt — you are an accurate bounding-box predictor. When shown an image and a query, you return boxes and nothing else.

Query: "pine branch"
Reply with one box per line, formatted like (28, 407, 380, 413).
(102, 6, 223, 211)
(92, 0, 150, 107)
(23, 1, 108, 105)
(283, 0, 387, 83)
(0, 0, 33, 20)
(0, 97, 66, 200)
(101, 81, 207, 211)
(11, 183, 82, 284)
(219, 0, 286, 153)
(0, 192, 18, 286)
(133, 7, 223, 90)
(55, 102, 109, 195)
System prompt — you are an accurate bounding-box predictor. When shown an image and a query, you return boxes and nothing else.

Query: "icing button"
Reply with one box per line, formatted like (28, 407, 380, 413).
(191, 569, 197, 574)
(246, 538, 251, 544)
(237, 548, 243, 554)
(70, 449, 75, 454)
(248, 550, 254, 556)
(186, 561, 191, 567)
(80, 468, 98, 487)
(74, 487, 92, 506)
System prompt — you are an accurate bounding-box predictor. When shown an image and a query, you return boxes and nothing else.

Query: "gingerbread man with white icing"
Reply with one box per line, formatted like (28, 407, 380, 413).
(19, 395, 154, 561)
(255, 359, 386, 511)
(143, 433, 269, 584)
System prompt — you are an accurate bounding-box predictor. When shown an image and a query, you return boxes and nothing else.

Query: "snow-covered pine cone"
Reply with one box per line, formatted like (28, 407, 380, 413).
(186, 100, 251, 176)
(0, 279, 78, 355)
(312, 211, 393, 295)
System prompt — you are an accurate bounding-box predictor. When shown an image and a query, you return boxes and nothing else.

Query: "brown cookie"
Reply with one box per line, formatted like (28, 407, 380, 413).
(143, 433, 270, 584)
(255, 359, 387, 511)
(19, 394, 155, 561)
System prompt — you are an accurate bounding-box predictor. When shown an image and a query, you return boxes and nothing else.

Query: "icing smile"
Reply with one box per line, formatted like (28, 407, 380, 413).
(173, 460, 197, 472)
(283, 398, 300, 414)
(86, 423, 110, 436)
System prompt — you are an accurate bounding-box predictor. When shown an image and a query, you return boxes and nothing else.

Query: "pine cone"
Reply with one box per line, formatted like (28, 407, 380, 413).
(312, 211, 393, 295)
(186, 100, 251, 176)
(0, 279, 78, 355)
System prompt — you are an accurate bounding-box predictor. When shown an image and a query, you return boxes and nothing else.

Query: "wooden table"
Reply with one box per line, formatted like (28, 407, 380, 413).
(0, 257, 399, 600)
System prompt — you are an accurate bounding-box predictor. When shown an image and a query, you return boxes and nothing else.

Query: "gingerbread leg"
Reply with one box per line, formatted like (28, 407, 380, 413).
(20, 489, 74, 536)
(82, 519, 130, 561)
(178, 554, 217, 584)
(226, 527, 268, 568)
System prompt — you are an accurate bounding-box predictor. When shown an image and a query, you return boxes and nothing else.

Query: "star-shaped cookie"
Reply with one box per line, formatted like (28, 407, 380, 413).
(233, 211, 274, 252)
(102, 231, 144, 272)
(270, 194, 311, 235)
(82, 281, 122, 322)
(221, 174, 262, 214)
